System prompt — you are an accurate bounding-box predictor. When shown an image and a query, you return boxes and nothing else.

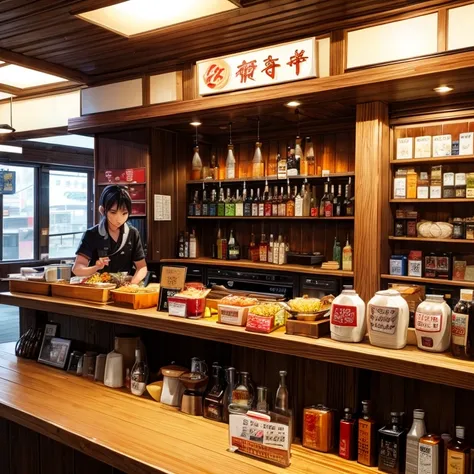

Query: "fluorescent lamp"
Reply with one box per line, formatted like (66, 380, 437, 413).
(0, 144, 22, 154)
(0, 64, 67, 89)
(77, 0, 239, 37)
(433, 85, 453, 93)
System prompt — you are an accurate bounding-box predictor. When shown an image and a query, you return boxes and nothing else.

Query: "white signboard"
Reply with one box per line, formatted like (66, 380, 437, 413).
(154, 194, 171, 221)
(197, 37, 317, 96)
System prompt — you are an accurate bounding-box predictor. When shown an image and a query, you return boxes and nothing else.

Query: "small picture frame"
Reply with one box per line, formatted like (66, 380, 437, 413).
(38, 336, 72, 369)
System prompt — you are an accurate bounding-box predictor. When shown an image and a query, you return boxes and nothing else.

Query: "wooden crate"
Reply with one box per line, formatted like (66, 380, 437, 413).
(51, 283, 114, 303)
(9, 280, 51, 296)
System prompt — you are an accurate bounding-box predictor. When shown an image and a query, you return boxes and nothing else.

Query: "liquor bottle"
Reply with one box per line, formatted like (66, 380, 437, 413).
(223, 366, 236, 423)
(277, 152, 287, 179)
(194, 190, 202, 216)
(278, 186, 286, 216)
(252, 141, 264, 178)
(216, 228, 223, 259)
(446, 426, 470, 474)
(232, 371, 253, 408)
(224, 188, 235, 217)
(344, 183, 354, 216)
(184, 232, 189, 258)
(342, 235, 353, 271)
(286, 184, 295, 217)
(243, 185, 252, 217)
(268, 234, 274, 263)
(249, 233, 259, 262)
(203, 364, 226, 422)
(305, 137, 315, 175)
(259, 233, 268, 262)
(358, 400, 377, 467)
(189, 229, 197, 258)
(228, 229, 240, 260)
(452, 289, 474, 359)
(251, 189, 258, 217)
(406, 409, 426, 474)
(209, 189, 217, 216)
(309, 185, 317, 217)
(296, 136, 305, 175)
(287, 146, 298, 176)
(378, 412, 407, 474)
(419, 433, 443, 474)
(217, 188, 225, 217)
(188, 192, 195, 216)
(256, 386, 269, 413)
(295, 185, 303, 217)
(272, 186, 279, 216)
(178, 231, 185, 258)
(235, 188, 243, 217)
(275, 370, 289, 414)
(202, 188, 209, 216)
(340, 408, 357, 461)
(130, 348, 148, 397)
(333, 237, 341, 266)
(210, 153, 218, 180)
(320, 180, 329, 217)
(284, 237, 289, 264)
(226, 144, 236, 179)
(325, 184, 335, 217)
(264, 185, 272, 217)
(191, 145, 203, 180)
(221, 233, 228, 261)
(335, 184, 344, 216)
(268, 152, 278, 177)
(277, 234, 286, 265)
(258, 188, 265, 217)
(273, 234, 280, 264)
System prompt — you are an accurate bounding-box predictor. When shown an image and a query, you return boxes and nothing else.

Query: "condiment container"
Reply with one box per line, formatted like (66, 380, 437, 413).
(303, 405, 334, 452)
(415, 295, 452, 352)
(104, 350, 124, 388)
(367, 289, 409, 349)
(160, 364, 187, 406)
(330, 288, 366, 343)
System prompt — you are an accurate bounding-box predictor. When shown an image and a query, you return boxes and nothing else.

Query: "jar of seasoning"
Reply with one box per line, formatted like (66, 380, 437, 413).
(406, 219, 417, 237)
(453, 218, 465, 239)
(394, 220, 406, 237)
(465, 218, 474, 240)
(303, 405, 334, 452)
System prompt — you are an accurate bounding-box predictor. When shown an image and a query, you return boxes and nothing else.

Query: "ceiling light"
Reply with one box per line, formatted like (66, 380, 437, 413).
(190, 121, 202, 127)
(0, 64, 67, 89)
(286, 101, 301, 107)
(77, 0, 239, 37)
(0, 144, 22, 154)
(0, 97, 14, 134)
(434, 85, 453, 93)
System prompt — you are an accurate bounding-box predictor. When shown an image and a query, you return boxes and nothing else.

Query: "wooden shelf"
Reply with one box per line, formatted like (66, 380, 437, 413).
(187, 216, 354, 221)
(390, 198, 474, 203)
(0, 343, 377, 474)
(187, 172, 355, 185)
(381, 274, 474, 288)
(160, 257, 354, 277)
(389, 236, 474, 244)
(390, 155, 474, 166)
(3, 293, 474, 391)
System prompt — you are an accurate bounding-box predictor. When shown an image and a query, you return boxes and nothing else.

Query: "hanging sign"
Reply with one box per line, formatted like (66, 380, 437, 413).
(0, 170, 16, 194)
(197, 37, 317, 96)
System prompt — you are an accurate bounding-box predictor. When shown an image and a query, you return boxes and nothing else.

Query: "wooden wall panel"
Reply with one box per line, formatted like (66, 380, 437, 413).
(40, 436, 74, 474)
(354, 102, 390, 302)
(9, 423, 40, 474)
(0, 417, 10, 474)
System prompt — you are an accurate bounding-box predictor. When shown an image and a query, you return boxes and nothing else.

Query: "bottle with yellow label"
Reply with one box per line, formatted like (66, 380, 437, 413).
(447, 426, 470, 474)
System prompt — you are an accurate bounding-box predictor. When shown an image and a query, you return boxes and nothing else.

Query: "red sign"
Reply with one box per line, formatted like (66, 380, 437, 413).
(246, 313, 274, 333)
(98, 168, 146, 185)
(128, 184, 146, 201)
(331, 304, 357, 327)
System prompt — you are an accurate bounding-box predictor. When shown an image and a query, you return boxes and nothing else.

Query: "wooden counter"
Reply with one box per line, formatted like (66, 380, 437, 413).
(2, 292, 474, 391)
(0, 343, 376, 474)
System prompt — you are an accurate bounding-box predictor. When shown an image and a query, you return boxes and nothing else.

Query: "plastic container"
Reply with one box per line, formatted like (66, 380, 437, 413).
(367, 289, 409, 349)
(414, 294, 452, 352)
(330, 289, 366, 343)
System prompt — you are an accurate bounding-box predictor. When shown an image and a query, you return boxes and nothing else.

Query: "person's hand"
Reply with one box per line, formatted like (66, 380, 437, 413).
(95, 257, 110, 270)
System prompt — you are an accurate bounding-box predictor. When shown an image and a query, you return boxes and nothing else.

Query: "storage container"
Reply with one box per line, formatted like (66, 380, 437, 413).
(330, 289, 366, 343)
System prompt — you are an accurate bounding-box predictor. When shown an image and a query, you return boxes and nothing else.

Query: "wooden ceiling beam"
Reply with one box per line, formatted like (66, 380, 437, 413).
(0, 83, 22, 95)
(0, 47, 91, 84)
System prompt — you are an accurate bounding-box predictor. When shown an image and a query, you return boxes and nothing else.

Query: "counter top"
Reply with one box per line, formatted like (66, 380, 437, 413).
(0, 343, 376, 474)
(2, 292, 474, 391)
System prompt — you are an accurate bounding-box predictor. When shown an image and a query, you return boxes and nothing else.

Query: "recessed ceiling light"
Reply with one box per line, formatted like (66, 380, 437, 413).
(0, 64, 66, 89)
(190, 121, 202, 127)
(434, 85, 453, 93)
(77, 0, 239, 37)
(286, 101, 301, 107)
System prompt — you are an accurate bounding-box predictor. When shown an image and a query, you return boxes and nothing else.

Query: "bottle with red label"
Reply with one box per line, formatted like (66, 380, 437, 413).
(451, 289, 474, 359)
(330, 286, 366, 343)
(340, 408, 357, 460)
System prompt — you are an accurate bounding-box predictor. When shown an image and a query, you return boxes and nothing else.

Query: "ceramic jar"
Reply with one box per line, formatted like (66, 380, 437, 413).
(330, 289, 366, 343)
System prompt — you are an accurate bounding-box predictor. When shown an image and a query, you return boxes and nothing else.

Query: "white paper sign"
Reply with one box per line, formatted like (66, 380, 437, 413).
(197, 38, 317, 96)
(168, 301, 187, 318)
(369, 305, 399, 335)
(154, 194, 171, 221)
(460, 132, 474, 155)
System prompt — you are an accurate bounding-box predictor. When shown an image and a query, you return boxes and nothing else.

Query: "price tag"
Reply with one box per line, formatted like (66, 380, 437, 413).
(168, 300, 187, 318)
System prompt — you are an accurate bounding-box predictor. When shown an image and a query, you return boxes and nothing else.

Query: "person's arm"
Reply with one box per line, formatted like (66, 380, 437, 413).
(131, 259, 147, 285)
(72, 254, 109, 277)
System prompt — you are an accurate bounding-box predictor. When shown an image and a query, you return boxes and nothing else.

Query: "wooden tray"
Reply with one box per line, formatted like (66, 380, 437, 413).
(9, 280, 51, 296)
(110, 289, 159, 310)
(51, 283, 114, 303)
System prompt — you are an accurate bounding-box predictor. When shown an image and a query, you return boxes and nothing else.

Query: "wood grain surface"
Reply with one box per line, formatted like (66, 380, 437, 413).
(3, 292, 474, 391)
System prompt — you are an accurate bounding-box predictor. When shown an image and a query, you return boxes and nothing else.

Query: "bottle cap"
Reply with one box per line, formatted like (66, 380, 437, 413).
(344, 408, 352, 420)
(279, 370, 287, 376)
(413, 409, 425, 419)
(456, 426, 465, 439)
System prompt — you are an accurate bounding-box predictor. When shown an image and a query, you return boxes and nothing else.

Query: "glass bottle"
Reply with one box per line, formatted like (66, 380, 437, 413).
(203, 364, 226, 422)
(378, 412, 407, 474)
(191, 145, 203, 180)
(320, 181, 329, 217)
(272, 185, 279, 216)
(278, 186, 286, 216)
(251, 189, 258, 217)
(223, 367, 236, 423)
(277, 152, 287, 179)
(217, 188, 225, 217)
(268, 234, 274, 264)
(252, 141, 264, 178)
(287, 146, 298, 176)
(358, 400, 377, 467)
(419, 433, 443, 474)
(235, 188, 243, 217)
(178, 231, 185, 258)
(224, 188, 235, 217)
(225, 144, 236, 179)
(249, 233, 259, 262)
(210, 153, 218, 180)
(295, 185, 303, 217)
(273, 234, 281, 264)
(286, 184, 295, 217)
(278, 234, 286, 265)
(446, 426, 470, 474)
(342, 235, 353, 271)
(256, 386, 269, 413)
(308, 185, 316, 217)
(264, 185, 272, 217)
(406, 409, 426, 474)
(335, 184, 344, 216)
(340, 408, 357, 461)
(258, 188, 265, 217)
(333, 237, 341, 266)
(305, 137, 315, 175)
(326, 184, 335, 217)
(259, 233, 268, 262)
(295, 136, 305, 175)
(452, 289, 474, 359)
(189, 229, 197, 258)
(202, 188, 209, 216)
(194, 190, 202, 217)
(268, 151, 278, 177)
(243, 184, 252, 217)
(275, 370, 289, 414)
(216, 228, 223, 260)
(228, 229, 240, 260)
(232, 371, 253, 408)
(344, 183, 354, 216)
(209, 189, 217, 216)
(130, 348, 148, 397)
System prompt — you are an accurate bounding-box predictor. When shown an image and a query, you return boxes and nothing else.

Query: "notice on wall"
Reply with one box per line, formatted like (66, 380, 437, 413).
(154, 194, 171, 221)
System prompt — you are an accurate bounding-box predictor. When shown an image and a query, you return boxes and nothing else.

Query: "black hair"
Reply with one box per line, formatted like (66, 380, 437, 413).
(99, 185, 132, 215)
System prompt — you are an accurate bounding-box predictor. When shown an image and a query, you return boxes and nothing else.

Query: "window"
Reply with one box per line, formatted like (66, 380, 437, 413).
(49, 170, 89, 258)
(2, 166, 35, 260)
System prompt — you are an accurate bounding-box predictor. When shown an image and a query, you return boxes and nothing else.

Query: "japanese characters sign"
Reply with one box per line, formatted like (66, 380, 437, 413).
(197, 38, 317, 96)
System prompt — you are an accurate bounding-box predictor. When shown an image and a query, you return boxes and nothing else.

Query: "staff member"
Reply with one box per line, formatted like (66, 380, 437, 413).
(73, 185, 147, 285)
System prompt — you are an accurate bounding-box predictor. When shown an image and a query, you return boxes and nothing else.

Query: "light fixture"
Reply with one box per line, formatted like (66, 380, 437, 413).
(190, 121, 202, 127)
(434, 85, 453, 93)
(77, 0, 239, 37)
(0, 64, 66, 89)
(286, 100, 301, 107)
(0, 97, 15, 134)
